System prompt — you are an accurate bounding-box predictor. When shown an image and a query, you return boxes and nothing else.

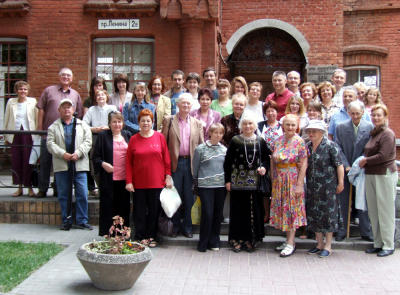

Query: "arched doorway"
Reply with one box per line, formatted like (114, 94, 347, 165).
(227, 28, 307, 98)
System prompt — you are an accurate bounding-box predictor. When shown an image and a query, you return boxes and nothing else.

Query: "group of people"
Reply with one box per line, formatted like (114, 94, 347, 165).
(4, 66, 397, 258)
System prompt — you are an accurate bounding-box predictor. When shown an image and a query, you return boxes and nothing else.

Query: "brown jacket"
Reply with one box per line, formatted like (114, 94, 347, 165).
(161, 114, 204, 174)
(364, 126, 397, 175)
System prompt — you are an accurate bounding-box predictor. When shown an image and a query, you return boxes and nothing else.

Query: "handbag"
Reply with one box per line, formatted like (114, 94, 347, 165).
(158, 213, 174, 236)
(31, 165, 39, 188)
(257, 138, 271, 195)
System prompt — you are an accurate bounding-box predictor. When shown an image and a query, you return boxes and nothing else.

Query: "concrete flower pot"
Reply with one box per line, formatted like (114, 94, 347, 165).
(77, 242, 152, 291)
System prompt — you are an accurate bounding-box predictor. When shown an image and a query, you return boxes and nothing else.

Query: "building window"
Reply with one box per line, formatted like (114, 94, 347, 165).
(0, 38, 27, 114)
(345, 66, 380, 88)
(93, 38, 154, 93)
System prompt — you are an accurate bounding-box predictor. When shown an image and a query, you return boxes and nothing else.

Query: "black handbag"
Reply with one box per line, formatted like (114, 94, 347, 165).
(158, 213, 174, 236)
(257, 138, 271, 195)
(31, 165, 39, 188)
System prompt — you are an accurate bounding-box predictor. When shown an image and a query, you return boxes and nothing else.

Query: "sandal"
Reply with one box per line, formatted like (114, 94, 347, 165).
(230, 240, 242, 253)
(140, 239, 150, 246)
(28, 188, 36, 198)
(244, 241, 255, 253)
(148, 238, 157, 248)
(12, 188, 23, 197)
(280, 244, 296, 258)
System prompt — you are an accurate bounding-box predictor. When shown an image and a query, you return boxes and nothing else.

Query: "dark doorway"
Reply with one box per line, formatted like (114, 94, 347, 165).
(228, 28, 306, 99)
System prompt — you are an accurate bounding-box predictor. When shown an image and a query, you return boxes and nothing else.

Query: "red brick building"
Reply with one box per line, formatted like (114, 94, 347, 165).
(0, 0, 399, 136)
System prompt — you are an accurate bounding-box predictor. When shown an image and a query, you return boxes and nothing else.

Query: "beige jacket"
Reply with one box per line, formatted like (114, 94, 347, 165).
(156, 95, 171, 131)
(3, 97, 38, 143)
(47, 118, 92, 172)
(161, 115, 204, 174)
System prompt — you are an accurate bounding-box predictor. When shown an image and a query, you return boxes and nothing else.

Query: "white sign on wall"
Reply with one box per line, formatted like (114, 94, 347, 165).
(98, 19, 140, 30)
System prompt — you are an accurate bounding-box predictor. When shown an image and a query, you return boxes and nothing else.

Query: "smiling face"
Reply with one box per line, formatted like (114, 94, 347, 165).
(96, 90, 107, 106)
(177, 96, 192, 115)
(134, 86, 146, 100)
(209, 128, 224, 143)
(94, 82, 103, 92)
(265, 107, 278, 122)
(58, 103, 74, 121)
(152, 78, 162, 95)
(218, 85, 229, 98)
(307, 107, 321, 120)
(272, 74, 286, 93)
(204, 71, 216, 87)
(371, 108, 386, 127)
(320, 86, 333, 102)
(17, 85, 29, 100)
(199, 93, 212, 110)
(234, 81, 245, 94)
(117, 80, 127, 92)
(241, 120, 256, 137)
(367, 90, 378, 105)
(289, 100, 300, 114)
(301, 86, 313, 102)
(287, 72, 300, 89)
(139, 115, 153, 132)
(283, 117, 298, 137)
(186, 79, 199, 93)
(332, 71, 346, 89)
(110, 116, 123, 134)
(249, 85, 261, 100)
(232, 98, 246, 117)
(59, 69, 73, 87)
(343, 90, 357, 108)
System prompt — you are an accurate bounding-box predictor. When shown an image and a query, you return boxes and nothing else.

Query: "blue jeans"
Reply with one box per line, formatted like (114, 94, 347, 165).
(172, 157, 194, 234)
(55, 171, 88, 225)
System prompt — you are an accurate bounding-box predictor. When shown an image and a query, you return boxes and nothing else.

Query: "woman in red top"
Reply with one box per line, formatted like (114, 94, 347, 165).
(126, 109, 172, 247)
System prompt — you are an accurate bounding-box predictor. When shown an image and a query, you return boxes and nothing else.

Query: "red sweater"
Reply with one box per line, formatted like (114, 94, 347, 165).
(126, 131, 171, 189)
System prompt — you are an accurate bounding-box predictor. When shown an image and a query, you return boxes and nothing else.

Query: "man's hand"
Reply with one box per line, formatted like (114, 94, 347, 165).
(70, 153, 79, 161)
(63, 153, 73, 161)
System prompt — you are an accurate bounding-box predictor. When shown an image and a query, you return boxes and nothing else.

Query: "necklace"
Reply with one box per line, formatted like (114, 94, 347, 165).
(243, 136, 256, 168)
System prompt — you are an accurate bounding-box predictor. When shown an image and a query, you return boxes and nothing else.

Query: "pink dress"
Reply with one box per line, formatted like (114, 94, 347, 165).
(270, 134, 307, 231)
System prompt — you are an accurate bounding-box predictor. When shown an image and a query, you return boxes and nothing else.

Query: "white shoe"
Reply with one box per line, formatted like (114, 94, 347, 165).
(275, 242, 287, 252)
(280, 244, 296, 257)
(210, 247, 220, 251)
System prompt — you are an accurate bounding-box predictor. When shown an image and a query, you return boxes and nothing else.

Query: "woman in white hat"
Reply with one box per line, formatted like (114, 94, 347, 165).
(305, 120, 344, 257)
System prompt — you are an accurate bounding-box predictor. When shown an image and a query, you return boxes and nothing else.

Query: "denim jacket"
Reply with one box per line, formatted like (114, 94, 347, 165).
(123, 99, 156, 133)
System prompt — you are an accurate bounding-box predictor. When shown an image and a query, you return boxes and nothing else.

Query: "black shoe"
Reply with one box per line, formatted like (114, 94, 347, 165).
(60, 223, 71, 231)
(76, 223, 93, 230)
(335, 234, 345, 242)
(183, 232, 193, 238)
(377, 249, 394, 257)
(365, 247, 382, 254)
(307, 247, 321, 255)
(36, 191, 47, 198)
(361, 236, 374, 242)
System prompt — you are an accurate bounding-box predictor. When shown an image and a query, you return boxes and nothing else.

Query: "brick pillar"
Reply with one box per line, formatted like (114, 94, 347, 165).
(179, 19, 204, 74)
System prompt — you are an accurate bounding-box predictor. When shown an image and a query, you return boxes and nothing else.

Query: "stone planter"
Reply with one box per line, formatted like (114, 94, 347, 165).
(77, 242, 152, 291)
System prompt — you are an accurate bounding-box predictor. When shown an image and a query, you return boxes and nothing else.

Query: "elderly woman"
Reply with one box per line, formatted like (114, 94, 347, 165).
(299, 82, 317, 109)
(148, 75, 171, 131)
(270, 114, 308, 257)
(109, 73, 133, 112)
(245, 82, 264, 123)
(230, 76, 249, 97)
(363, 87, 382, 115)
(211, 79, 233, 117)
(126, 109, 172, 247)
(93, 111, 131, 236)
(305, 120, 344, 257)
(317, 81, 339, 125)
(83, 77, 108, 114)
(360, 104, 397, 257)
(162, 93, 204, 237)
(224, 111, 270, 252)
(193, 123, 227, 252)
(4, 81, 38, 197)
(220, 93, 247, 147)
(185, 72, 201, 111)
(190, 88, 221, 139)
(258, 100, 283, 151)
(123, 82, 155, 134)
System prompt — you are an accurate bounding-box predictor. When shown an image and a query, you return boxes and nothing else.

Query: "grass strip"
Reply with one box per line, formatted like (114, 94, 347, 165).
(0, 241, 64, 293)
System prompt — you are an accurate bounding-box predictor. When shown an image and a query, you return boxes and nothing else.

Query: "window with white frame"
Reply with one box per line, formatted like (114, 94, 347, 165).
(93, 38, 154, 93)
(345, 66, 380, 88)
(0, 38, 27, 124)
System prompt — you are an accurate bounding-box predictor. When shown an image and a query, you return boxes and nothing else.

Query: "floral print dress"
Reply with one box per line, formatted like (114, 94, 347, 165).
(270, 134, 307, 231)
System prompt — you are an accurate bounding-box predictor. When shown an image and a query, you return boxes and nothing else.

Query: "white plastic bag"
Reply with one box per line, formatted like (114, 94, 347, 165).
(29, 136, 41, 165)
(160, 186, 182, 218)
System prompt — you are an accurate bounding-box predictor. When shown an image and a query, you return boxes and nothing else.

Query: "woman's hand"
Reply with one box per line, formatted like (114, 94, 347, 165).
(102, 162, 114, 173)
(125, 183, 135, 192)
(257, 166, 266, 176)
(294, 184, 304, 197)
(225, 182, 231, 192)
(359, 158, 367, 168)
(165, 175, 173, 188)
(336, 181, 344, 194)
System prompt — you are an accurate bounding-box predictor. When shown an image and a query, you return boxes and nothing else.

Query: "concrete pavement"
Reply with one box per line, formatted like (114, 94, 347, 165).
(1, 224, 400, 295)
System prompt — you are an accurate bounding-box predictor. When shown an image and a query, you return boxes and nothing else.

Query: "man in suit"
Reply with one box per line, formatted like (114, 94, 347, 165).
(162, 93, 204, 238)
(335, 100, 373, 241)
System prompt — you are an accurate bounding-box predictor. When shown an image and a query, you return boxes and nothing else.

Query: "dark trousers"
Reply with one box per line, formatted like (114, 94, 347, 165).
(113, 180, 131, 228)
(133, 188, 162, 241)
(337, 176, 372, 238)
(11, 130, 32, 186)
(197, 187, 226, 251)
(39, 137, 52, 193)
(171, 157, 194, 234)
(87, 172, 95, 191)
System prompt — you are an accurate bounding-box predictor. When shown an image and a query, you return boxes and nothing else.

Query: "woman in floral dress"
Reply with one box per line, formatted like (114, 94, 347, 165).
(270, 114, 308, 257)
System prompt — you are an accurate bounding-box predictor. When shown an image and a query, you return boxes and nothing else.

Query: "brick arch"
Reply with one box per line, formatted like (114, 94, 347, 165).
(226, 19, 310, 61)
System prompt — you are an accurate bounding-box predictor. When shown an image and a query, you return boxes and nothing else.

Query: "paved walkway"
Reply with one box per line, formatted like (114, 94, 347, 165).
(1, 224, 400, 295)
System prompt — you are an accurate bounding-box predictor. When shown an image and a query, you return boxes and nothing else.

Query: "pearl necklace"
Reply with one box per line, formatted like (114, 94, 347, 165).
(243, 135, 256, 168)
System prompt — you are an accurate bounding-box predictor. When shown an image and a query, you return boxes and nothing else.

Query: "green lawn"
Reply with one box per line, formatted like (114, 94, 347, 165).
(0, 241, 64, 293)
